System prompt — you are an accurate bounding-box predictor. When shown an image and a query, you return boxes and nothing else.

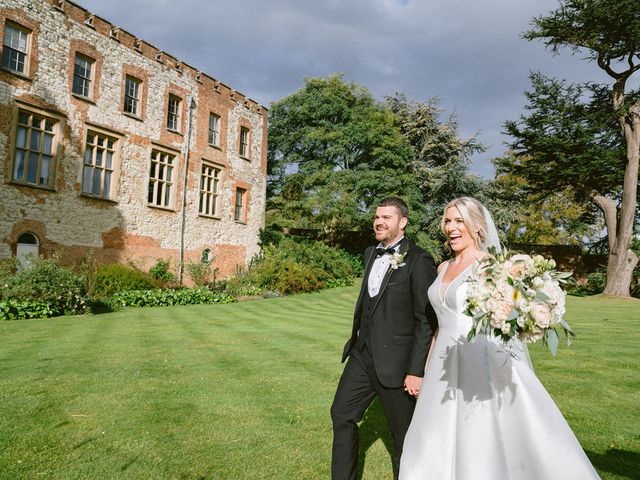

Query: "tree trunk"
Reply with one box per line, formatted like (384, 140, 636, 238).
(599, 82, 640, 297)
(603, 247, 638, 296)
(592, 193, 639, 297)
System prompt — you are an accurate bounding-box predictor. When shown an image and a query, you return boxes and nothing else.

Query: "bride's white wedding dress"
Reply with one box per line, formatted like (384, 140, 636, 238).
(399, 262, 600, 479)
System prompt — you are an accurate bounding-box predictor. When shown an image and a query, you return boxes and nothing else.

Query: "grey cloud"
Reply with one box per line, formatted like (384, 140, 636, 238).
(76, 0, 622, 177)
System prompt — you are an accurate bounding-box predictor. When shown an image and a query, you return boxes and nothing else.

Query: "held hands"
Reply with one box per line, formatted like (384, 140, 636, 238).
(404, 374, 422, 397)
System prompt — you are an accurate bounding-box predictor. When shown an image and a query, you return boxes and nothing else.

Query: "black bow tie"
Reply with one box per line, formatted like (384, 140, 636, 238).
(375, 246, 397, 256)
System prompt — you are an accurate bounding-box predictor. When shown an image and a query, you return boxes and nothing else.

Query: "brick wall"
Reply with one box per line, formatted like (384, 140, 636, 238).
(0, 0, 267, 282)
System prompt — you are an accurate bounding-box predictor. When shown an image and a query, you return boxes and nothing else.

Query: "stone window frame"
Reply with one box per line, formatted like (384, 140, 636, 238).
(166, 94, 182, 133)
(9, 101, 65, 191)
(208, 112, 221, 148)
(120, 65, 148, 121)
(80, 124, 123, 202)
(68, 40, 102, 103)
(1, 20, 30, 76)
(233, 183, 250, 224)
(238, 125, 251, 160)
(0, 13, 38, 81)
(199, 160, 223, 219)
(147, 145, 179, 211)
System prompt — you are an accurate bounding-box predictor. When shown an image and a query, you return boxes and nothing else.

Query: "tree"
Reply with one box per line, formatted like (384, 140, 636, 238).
(492, 164, 602, 245)
(386, 93, 487, 254)
(267, 77, 489, 258)
(267, 74, 415, 235)
(510, 0, 640, 296)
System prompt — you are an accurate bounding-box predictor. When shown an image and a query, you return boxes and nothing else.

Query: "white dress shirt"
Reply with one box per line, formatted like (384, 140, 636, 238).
(367, 238, 403, 297)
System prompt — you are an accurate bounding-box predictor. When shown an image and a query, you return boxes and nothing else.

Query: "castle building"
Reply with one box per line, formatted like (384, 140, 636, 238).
(0, 0, 268, 281)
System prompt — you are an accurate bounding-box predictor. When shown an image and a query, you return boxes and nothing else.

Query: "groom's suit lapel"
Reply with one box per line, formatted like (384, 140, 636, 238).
(370, 237, 409, 316)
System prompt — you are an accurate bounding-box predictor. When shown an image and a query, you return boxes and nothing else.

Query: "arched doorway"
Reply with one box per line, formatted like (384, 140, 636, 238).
(16, 232, 39, 269)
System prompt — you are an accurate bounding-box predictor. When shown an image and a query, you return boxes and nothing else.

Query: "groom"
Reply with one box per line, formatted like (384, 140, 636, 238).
(331, 197, 437, 480)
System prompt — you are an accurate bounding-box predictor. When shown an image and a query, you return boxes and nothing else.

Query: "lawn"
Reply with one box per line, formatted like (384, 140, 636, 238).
(0, 287, 638, 480)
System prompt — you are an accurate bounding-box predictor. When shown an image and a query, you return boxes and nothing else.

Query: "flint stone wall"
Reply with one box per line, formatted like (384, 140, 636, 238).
(0, 0, 268, 280)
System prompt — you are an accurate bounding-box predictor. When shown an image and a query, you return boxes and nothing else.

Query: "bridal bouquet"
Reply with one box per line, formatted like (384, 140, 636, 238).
(465, 248, 574, 355)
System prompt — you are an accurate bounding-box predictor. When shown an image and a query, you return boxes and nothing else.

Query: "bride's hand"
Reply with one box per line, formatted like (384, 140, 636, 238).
(404, 374, 423, 397)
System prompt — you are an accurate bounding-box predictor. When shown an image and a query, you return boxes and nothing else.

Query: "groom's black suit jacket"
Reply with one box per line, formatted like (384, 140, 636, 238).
(342, 237, 438, 389)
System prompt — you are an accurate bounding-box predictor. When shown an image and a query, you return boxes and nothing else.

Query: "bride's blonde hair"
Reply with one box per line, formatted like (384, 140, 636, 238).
(440, 197, 488, 252)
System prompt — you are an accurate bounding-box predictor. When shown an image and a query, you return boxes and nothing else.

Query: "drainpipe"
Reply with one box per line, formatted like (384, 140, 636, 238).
(178, 94, 196, 286)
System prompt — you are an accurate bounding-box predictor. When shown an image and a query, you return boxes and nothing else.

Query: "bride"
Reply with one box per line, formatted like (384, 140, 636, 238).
(399, 197, 600, 479)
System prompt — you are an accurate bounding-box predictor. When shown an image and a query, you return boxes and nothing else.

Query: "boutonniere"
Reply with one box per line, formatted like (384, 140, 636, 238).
(389, 251, 407, 270)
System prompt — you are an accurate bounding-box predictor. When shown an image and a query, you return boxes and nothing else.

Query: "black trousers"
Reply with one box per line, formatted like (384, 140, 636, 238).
(330, 345, 416, 480)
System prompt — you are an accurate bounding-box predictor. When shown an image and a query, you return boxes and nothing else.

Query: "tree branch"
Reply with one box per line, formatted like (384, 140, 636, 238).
(591, 193, 617, 253)
(597, 53, 622, 79)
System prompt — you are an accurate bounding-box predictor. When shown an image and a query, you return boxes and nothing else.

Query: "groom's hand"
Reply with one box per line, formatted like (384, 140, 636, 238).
(404, 374, 422, 397)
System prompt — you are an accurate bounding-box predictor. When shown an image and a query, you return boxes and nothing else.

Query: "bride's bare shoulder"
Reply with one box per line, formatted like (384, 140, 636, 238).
(437, 260, 451, 273)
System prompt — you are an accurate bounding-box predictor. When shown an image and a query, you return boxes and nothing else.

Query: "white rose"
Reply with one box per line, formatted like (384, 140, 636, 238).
(551, 302, 565, 325)
(519, 327, 544, 343)
(532, 277, 546, 289)
(530, 303, 552, 328)
(541, 280, 564, 306)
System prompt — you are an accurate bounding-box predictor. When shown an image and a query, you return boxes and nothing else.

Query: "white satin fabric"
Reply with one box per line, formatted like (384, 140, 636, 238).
(399, 263, 600, 480)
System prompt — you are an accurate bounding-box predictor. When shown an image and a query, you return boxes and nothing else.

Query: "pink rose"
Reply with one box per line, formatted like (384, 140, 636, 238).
(508, 254, 533, 279)
(491, 300, 512, 327)
(485, 297, 498, 312)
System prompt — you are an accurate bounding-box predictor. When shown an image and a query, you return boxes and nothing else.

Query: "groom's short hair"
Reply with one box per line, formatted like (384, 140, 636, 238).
(378, 196, 408, 219)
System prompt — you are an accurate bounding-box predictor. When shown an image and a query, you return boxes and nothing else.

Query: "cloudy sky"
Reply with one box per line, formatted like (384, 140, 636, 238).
(77, 0, 620, 177)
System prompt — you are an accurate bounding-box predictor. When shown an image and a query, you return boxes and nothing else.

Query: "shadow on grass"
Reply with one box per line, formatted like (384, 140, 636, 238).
(121, 454, 140, 471)
(357, 398, 394, 480)
(584, 448, 640, 480)
(73, 437, 96, 449)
